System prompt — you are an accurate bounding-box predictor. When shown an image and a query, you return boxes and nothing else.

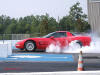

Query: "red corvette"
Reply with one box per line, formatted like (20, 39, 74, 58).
(15, 31, 91, 51)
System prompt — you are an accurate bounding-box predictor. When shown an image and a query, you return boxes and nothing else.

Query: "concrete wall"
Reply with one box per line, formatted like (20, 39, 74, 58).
(0, 43, 12, 58)
(88, 0, 100, 36)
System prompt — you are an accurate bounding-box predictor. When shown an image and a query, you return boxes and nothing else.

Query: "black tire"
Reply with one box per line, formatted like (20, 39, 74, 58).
(25, 41, 36, 52)
(76, 41, 83, 48)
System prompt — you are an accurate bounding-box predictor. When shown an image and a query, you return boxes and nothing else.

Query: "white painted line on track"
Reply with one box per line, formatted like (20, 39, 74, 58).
(1, 71, 100, 75)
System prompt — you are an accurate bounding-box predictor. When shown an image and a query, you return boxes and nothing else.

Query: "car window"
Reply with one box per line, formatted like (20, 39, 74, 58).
(43, 32, 56, 38)
(43, 32, 67, 38)
(52, 32, 67, 38)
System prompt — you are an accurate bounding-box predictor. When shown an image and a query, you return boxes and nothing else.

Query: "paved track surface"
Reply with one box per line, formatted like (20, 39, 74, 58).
(0, 50, 100, 73)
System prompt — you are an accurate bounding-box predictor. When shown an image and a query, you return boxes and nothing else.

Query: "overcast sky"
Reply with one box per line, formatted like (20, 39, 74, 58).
(0, 0, 87, 19)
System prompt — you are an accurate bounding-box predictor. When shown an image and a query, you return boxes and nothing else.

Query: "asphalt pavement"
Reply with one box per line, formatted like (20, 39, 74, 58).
(0, 50, 100, 73)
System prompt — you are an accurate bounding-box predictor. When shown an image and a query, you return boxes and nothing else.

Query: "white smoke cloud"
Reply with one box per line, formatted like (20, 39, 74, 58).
(46, 41, 61, 53)
(46, 33, 100, 53)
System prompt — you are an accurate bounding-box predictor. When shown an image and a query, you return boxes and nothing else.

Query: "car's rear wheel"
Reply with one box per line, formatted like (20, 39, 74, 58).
(25, 41, 36, 52)
(69, 40, 82, 49)
(76, 41, 82, 48)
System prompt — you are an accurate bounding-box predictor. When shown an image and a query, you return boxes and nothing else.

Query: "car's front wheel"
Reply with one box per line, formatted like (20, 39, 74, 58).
(25, 41, 36, 52)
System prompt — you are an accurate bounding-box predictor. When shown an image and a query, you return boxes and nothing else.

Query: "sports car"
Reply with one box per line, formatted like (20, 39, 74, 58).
(15, 31, 91, 51)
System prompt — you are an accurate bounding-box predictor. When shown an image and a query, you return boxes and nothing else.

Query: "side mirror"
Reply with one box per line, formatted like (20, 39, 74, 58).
(50, 36, 54, 39)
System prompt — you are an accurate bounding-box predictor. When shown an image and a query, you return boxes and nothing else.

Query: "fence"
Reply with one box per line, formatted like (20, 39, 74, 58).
(0, 34, 40, 50)
(0, 33, 41, 40)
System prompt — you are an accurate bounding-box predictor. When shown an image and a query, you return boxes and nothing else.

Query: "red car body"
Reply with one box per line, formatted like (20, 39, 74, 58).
(15, 31, 91, 51)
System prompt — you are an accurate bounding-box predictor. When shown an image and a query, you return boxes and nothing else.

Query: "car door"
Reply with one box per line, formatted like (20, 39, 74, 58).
(50, 32, 67, 47)
(39, 32, 67, 49)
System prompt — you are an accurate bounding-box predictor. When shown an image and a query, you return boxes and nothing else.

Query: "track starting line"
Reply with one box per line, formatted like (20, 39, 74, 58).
(0, 54, 74, 62)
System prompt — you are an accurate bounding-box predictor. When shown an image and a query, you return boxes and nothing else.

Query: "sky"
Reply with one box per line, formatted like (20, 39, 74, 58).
(0, 0, 87, 19)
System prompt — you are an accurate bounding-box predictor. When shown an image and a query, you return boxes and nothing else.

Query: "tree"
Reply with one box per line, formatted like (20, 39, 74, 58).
(0, 15, 11, 34)
(30, 15, 40, 34)
(68, 2, 90, 32)
(5, 18, 17, 34)
(0, 3, 91, 35)
(39, 14, 49, 36)
(48, 17, 57, 33)
(59, 16, 73, 31)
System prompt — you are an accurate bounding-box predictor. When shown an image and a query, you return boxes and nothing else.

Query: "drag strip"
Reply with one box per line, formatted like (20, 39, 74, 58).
(0, 52, 100, 72)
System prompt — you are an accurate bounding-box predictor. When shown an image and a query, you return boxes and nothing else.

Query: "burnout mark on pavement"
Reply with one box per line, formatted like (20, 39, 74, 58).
(0, 54, 73, 62)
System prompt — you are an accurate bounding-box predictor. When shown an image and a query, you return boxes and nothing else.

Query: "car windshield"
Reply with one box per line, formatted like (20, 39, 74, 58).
(43, 32, 67, 38)
(43, 32, 56, 38)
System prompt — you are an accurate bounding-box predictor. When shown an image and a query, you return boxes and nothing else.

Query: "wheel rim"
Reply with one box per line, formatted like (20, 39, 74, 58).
(26, 42, 35, 51)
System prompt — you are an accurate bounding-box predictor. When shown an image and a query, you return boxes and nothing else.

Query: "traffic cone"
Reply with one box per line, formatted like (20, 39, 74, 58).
(77, 51, 84, 71)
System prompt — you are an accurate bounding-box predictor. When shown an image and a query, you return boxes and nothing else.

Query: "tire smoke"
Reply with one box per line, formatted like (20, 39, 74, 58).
(46, 34, 100, 53)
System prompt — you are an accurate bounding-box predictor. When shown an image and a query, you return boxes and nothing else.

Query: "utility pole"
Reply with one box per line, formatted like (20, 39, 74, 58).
(58, 16, 60, 31)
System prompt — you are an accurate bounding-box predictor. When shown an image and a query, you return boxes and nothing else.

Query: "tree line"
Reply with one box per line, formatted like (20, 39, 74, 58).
(0, 2, 91, 36)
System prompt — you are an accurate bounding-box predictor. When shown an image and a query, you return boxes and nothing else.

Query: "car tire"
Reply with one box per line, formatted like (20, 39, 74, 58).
(76, 41, 83, 48)
(25, 41, 36, 52)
